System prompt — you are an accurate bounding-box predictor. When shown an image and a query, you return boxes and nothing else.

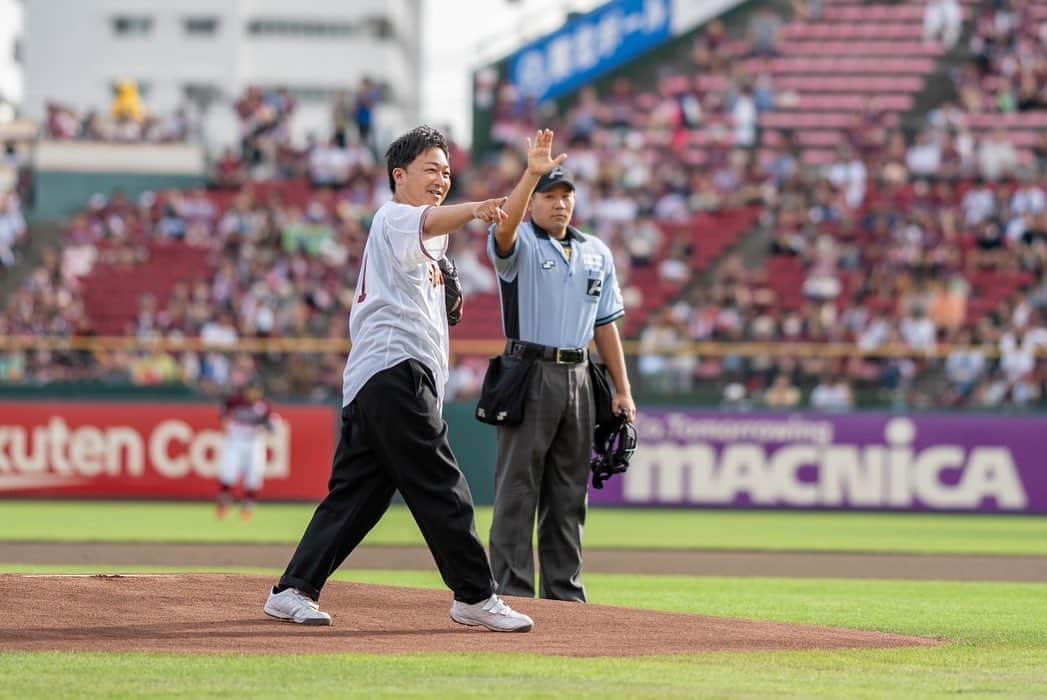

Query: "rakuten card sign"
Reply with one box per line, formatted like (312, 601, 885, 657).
(589, 412, 1046, 513)
(0, 402, 335, 500)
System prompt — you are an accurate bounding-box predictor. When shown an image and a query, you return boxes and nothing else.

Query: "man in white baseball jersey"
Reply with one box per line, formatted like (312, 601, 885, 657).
(216, 379, 272, 521)
(264, 126, 533, 632)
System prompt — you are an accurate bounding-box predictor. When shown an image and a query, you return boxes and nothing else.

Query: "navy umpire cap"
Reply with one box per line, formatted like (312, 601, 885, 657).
(534, 167, 576, 193)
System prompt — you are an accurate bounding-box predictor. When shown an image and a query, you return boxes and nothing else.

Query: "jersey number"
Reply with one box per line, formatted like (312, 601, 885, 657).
(428, 262, 444, 288)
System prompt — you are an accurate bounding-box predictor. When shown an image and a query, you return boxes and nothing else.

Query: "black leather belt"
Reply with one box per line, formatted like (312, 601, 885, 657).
(506, 340, 587, 364)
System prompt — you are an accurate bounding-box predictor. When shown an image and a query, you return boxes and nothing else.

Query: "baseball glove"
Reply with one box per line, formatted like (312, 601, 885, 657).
(439, 256, 463, 326)
(590, 411, 637, 489)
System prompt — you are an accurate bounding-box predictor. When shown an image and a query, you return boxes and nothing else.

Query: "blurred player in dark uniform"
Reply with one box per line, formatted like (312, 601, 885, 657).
(217, 379, 273, 521)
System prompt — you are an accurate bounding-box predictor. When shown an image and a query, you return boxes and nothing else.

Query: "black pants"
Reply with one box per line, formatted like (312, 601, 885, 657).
(278, 360, 495, 604)
(490, 359, 592, 602)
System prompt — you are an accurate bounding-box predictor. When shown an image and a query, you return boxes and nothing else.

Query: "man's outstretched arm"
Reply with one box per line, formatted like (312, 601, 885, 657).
(422, 198, 509, 239)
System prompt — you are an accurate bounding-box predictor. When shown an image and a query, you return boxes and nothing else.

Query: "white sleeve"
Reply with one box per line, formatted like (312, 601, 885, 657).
(384, 202, 447, 266)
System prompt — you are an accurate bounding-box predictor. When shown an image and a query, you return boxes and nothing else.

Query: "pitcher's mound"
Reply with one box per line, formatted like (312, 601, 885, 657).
(1, 574, 939, 656)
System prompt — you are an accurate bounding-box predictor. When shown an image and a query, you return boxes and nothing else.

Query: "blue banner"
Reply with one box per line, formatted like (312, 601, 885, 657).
(509, 0, 670, 102)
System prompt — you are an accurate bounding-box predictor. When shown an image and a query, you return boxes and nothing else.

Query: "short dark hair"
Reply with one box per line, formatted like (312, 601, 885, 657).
(385, 125, 449, 192)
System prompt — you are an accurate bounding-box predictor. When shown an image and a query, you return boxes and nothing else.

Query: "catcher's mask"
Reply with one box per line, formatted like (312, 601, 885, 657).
(590, 412, 637, 489)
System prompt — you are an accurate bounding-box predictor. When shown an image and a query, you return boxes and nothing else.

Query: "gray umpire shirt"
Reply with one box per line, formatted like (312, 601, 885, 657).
(487, 221, 625, 347)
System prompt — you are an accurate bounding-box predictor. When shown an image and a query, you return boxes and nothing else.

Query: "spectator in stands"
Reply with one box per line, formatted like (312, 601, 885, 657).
(763, 138, 798, 187)
(445, 356, 485, 402)
(213, 148, 247, 189)
(45, 102, 80, 139)
(308, 136, 352, 188)
(721, 382, 753, 411)
(763, 372, 801, 409)
(923, 0, 962, 49)
(353, 77, 379, 146)
(130, 338, 181, 386)
(1034, 133, 1047, 174)
(997, 322, 1046, 406)
(970, 218, 1008, 270)
(1011, 173, 1046, 220)
(826, 145, 867, 210)
(731, 82, 758, 147)
(159, 107, 192, 143)
(810, 371, 854, 412)
(625, 217, 662, 268)
(790, 0, 824, 23)
(0, 190, 26, 267)
(200, 310, 239, 388)
(962, 177, 996, 227)
(978, 129, 1020, 181)
(944, 327, 986, 406)
(753, 73, 776, 114)
(906, 131, 942, 177)
(2, 140, 19, 171)
(899, 304, 937, 353)
(446, 232, 496, 295)
(638, 308, 693, 393)
(331, 89, 354, 149)
(691, 19, 728, 73)
(235, 85, 296, 179)
(748, 8, 783, 58)
(930, 276, 969, 332)
(1015, 68, 1046, 112)
(802, 235, 842, 303)
(133, 294, 160, 339)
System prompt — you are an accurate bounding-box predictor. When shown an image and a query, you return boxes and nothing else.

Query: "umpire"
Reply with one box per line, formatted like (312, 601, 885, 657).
(486, 129, 636, 602)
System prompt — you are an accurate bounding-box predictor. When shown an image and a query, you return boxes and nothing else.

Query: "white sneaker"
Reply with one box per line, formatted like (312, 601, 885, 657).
(450, 594, 533, 633)
(263, 587, 332, 626)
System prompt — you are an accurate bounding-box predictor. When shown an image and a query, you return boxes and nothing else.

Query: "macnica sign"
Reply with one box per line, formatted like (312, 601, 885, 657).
(588, 413, 1043, 513)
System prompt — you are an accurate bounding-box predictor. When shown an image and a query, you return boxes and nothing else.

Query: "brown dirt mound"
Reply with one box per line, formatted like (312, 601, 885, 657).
(0, 574, 939, 656)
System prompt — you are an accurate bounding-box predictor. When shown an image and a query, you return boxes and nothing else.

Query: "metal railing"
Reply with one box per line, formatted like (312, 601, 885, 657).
(0, 335, 1040, 360)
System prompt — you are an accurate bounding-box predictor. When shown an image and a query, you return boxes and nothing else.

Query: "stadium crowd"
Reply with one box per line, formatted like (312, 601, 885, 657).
(0, 186, 26, 271)
(4, 1, 1046, 409)
(470, 0, 1047, 408)
(958, 0, 1047, 115)
(44, 80, 192, 144)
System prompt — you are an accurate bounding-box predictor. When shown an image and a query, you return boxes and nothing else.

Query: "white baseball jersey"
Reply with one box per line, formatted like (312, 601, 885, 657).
(341, 200, 450, 407)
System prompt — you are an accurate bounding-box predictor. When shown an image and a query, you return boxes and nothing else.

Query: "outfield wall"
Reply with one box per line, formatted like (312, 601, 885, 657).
(0, 399, 1043, 513)
(590, 410, 1045, 513)
(28, 141, 206, 221)
(0, 399, 497, 504)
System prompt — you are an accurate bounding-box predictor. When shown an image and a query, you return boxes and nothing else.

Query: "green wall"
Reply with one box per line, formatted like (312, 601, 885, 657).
(445, 402, 498, 504)
(30, 171, 205, 222)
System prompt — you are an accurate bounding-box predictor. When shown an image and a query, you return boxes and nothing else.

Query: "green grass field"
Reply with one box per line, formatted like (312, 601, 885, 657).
(4, 501, 1047, 555)
(2, 502, 1045, 698)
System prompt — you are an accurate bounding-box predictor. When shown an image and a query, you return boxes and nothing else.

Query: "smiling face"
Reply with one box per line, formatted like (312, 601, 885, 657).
(529, 184, 575, 238)
(392, 147, 450, 207)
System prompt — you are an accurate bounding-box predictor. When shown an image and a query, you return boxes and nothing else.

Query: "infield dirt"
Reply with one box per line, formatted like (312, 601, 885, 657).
(1, 574, 940, 656)
(3, 542, 1044, 581)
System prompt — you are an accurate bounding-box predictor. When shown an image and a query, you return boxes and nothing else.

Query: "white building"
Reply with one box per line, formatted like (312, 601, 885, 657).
(0, 0, 22, 117)
(22, 0, 422, 150)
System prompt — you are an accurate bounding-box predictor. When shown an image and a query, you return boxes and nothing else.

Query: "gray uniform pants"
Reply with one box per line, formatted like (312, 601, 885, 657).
(489, 358, 594, 601)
